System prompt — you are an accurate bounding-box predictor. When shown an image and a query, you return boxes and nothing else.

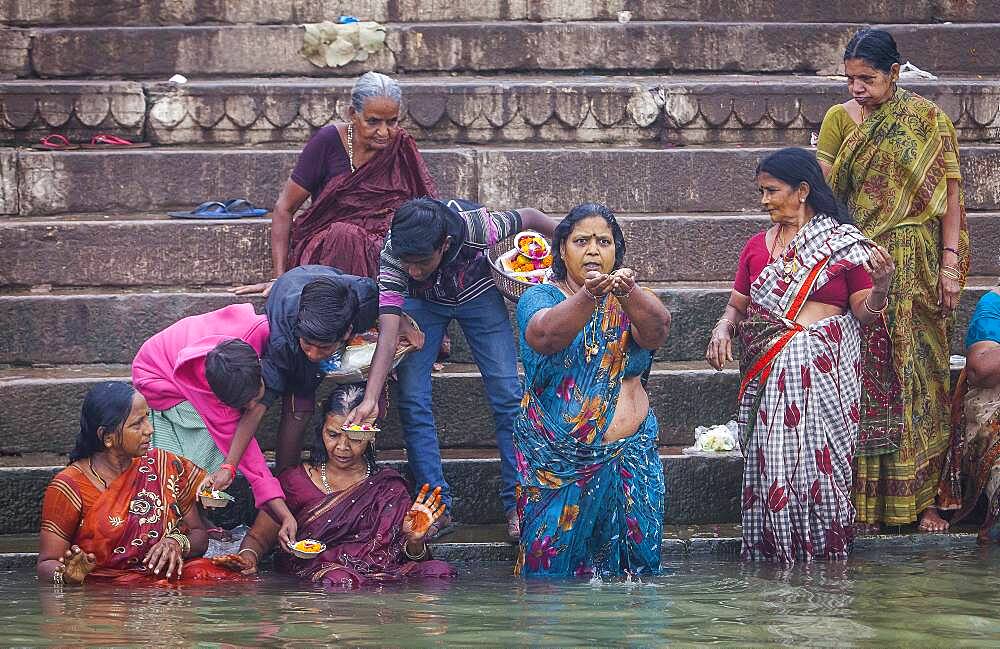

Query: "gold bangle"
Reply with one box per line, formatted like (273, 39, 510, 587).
(864, 295, 888, 314)
(238, 547, 259, 561)
(403, 542, 428, 561)
(940, 268, 961, 280)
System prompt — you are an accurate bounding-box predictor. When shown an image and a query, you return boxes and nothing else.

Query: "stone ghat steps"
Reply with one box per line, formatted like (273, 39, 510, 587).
(3, 210, 999, 284)
(4, 145, 1000, 217)
(0, 361, 743, 453)
(2, 0, 994, 27)
(0, 447, 744, 533)
(1, 281, 993, 368)
(4, 75, 1000, 147)
(5, 22, 1000, 80)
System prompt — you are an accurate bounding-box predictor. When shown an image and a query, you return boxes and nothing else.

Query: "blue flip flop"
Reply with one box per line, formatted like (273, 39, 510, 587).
(167, 199, 269, 219)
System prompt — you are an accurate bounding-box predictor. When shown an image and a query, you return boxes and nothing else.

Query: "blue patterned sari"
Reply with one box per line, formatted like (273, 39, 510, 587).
(513, 283, 664, 578)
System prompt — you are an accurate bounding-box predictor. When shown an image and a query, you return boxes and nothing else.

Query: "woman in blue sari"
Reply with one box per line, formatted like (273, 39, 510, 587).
(513, 203, 671, 578)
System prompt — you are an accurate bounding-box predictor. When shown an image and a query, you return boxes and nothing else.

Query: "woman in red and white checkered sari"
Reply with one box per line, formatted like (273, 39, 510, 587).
(706, 148, 895, 562)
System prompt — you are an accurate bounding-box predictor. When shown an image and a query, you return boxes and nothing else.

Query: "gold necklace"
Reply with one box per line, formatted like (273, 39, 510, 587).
(320, 461, 370, 493)
(346, 123, 356, 173)
(89, 456, 109, 490)
(557, 280, 603, 362)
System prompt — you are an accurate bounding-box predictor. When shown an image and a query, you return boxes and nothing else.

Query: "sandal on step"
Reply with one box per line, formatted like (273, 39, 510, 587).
(167, 199, 268, 220)
(32, 134, 79, 151)
(80, 134, 151, 149)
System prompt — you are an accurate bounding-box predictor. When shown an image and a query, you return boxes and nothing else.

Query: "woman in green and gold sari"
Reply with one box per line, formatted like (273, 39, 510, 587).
(817, 29, 970, 532)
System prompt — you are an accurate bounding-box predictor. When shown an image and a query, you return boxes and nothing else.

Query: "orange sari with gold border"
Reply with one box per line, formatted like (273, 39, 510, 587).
(41, 449, 242, 585)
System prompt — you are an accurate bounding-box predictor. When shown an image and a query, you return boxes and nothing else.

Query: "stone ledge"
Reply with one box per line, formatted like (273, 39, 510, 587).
(0, 363, 742, 451)
(3, 212, 998, 285)
(140, 77, 1000, 146)
(5, 146, 1000, 216)
(22, 23, 1000, 79)
(3, 75, 997, 147)
(0, 452, 744, 533)
(0, 285, 988, 366)
(2, 0, 995, 26)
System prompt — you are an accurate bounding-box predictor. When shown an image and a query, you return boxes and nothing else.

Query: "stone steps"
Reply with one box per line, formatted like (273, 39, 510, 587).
(5, 22, 1000, 80)
(1, 282, 993, 368)
(0, 447, 744, 533)
(4, 75, 999, 147)
(3, 209, 999, 285)
(4, 145, 1000, 217)
(0, 361, 743, 452)
(2, 0, 993, 27)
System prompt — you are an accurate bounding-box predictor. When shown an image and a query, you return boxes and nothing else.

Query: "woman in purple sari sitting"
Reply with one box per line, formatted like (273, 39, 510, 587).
(223, 384, 454, 588)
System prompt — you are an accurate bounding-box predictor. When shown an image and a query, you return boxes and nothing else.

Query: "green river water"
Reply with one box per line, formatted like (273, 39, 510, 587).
(2, 544, 999, 647)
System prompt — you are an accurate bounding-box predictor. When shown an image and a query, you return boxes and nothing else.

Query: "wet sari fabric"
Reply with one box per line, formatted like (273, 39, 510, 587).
(737, 215, 881, 561)
(276, 466, 453, 588)
(40, 449, 238, 584)
(514, 283, 663, 578)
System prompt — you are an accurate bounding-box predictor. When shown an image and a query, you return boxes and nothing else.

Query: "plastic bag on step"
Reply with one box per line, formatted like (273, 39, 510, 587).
(899, 62, 937, 80)
(682, 420, 740, 456)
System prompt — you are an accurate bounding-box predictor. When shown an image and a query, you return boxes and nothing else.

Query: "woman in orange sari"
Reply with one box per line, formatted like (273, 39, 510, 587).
(37, 382, 246, 586)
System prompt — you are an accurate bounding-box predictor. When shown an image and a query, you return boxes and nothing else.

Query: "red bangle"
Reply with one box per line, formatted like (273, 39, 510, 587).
(220, 463, 237, 479)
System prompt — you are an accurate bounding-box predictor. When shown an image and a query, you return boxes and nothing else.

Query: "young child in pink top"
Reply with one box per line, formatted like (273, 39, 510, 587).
(132, 303, 296, 544)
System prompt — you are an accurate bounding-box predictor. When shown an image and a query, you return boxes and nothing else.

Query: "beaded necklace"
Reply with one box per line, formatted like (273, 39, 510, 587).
(320, 461, 371, 493)
(346, 123, 356, 173)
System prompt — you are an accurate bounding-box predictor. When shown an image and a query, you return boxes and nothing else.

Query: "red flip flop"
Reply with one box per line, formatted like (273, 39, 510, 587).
(32, 134, 79, 150)
(80, 134, 151, 149)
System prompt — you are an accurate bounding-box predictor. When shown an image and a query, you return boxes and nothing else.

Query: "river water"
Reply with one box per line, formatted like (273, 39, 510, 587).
(3, 544, 999, 647)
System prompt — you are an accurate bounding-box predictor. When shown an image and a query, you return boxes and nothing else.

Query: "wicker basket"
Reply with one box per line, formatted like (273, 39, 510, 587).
(324, 314, 420, 384)
(488, 236, 550, 302)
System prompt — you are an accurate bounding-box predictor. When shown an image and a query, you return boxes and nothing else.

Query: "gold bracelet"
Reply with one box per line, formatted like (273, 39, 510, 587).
(403, 542, 428, 561)
(940, 268, 961, 280)
(238, 547, 259, 561)
(864, 294, 888, 314)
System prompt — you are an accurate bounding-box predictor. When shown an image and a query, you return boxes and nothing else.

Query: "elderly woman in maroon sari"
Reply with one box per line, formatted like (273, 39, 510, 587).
(234, 72, 436, 296)
(220, 384, 454, 588)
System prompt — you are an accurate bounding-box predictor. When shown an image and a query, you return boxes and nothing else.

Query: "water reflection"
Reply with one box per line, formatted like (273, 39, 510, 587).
(5, 546, 1000, 647)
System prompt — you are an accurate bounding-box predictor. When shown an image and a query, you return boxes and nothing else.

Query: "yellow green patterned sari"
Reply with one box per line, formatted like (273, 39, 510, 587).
(818, 87, 970, 525)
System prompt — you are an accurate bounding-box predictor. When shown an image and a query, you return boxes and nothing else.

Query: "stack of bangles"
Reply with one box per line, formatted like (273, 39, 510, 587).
(940, 265, 962, 282)
(164, 531, 191, 556)
(403, 543, 428, 561)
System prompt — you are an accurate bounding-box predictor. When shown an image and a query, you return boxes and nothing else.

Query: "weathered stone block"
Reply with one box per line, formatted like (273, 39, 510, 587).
(0, 148, 16, 214)
(31, 25, 397, 78)
(0, 29, 30, 78)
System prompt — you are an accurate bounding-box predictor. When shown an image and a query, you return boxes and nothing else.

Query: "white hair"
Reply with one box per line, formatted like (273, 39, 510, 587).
(351, 72, 402, 112)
